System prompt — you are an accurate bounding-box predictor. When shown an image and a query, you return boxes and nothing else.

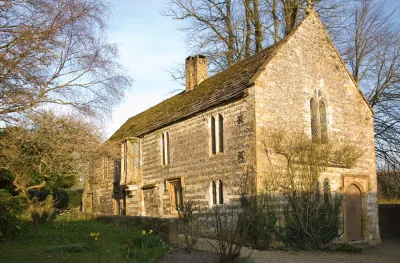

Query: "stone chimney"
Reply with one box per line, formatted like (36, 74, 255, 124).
(185, 55, 208, 92)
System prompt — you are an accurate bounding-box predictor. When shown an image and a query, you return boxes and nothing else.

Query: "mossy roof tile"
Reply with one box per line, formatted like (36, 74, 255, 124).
(109, 45, 276, 141)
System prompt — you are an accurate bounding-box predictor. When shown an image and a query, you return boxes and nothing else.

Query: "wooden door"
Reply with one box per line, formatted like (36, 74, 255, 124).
(346, 184, 362, 241)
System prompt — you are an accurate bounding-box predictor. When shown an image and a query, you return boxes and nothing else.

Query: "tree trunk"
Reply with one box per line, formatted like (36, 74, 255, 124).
(226, 0, 234, 67)
(244, 0, 251, 57)
(272, 0, 279, 43)
(252, 0, 263, 52)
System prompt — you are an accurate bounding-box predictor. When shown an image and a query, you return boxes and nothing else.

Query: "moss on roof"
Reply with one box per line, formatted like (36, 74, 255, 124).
(109, 45, 277, 141)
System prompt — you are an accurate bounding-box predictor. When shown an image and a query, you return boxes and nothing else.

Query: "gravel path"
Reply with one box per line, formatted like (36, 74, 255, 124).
(159, 239, 400, 263)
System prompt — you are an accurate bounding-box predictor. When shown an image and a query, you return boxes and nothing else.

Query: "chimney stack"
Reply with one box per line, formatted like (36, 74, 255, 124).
(185, 55, 208, 92)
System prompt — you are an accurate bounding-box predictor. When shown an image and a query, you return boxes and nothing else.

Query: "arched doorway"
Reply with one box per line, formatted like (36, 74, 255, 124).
(346, 184, 362, 241)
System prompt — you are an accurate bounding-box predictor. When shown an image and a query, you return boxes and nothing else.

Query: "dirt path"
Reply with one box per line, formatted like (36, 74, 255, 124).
(159, 239, 400, 263)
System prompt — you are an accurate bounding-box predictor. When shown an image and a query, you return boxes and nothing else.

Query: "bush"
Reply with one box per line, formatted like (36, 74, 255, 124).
(243, 193, 278, 250)
(67, 189, 83, 208)
(206, 205, 250, 263)
(278, 190, 342, 249)
(178, 199, 201, 253)
(0, 189, 26, 239)
(127, 231, 168, 263)
(29, 195, 55, 226)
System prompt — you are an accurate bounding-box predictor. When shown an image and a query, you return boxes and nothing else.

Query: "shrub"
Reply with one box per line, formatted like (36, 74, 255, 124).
(0, 189, 26, 239)
(127, 231, 168, 263)
(178, 199, 201, 253)
(278, 190, 342, 249)
(243, 193, 278, 250)
(206, 205, 250, 263)
(29, 195, 55, 226)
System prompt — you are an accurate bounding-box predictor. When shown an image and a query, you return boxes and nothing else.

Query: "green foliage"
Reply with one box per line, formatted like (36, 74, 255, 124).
(244, 193, 278, 250)
(30, 195, 55, 225)
(128, 231, 168, 263)
(67, 189, 83, 208)
(278, 190, 343, 249)
(0, 189, 26, 239)
(332, 243, 362, 254)
(0, 216, 137, 262)
(131, 231, 164, 249)
(45, 244, 92, 253)
(235, 257, 255, 263)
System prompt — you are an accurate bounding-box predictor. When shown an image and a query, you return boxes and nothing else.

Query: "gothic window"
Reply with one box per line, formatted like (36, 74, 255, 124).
(218, 179, 224, 205)
(211, 116, 216, 154)
(210, 114, 224, 155)
(212, 181, 217, 205)
(319, 100, 328, 143)
(219, 114, 224, 153)
(210, 179, 224, 206)
(310, 98, 319, 142)
(161, 132, 170, 165)
(114, 159, 121, 184)
(310, 91, 328, 143)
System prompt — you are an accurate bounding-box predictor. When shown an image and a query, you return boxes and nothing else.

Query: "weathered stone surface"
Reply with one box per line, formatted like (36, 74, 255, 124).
(84, 12, 380, 245)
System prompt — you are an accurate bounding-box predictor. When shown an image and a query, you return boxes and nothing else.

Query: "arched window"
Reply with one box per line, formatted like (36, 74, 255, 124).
(319, 100, 328, 143)
(310, 98, 318, 142)
(310, 92, 328, 143)
(218, 114, 224, 153)
(212, 181, 217, 205)
(210, 179, 224, 206)
(218, 179, 224, 205)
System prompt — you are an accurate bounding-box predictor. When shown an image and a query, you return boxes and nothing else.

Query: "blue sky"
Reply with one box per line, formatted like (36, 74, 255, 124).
(106, 0, 185, 137)
(105, 0, 400, 137)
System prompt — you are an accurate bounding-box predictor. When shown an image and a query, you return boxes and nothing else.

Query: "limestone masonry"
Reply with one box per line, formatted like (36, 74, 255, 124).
(83, 11, 380, 244)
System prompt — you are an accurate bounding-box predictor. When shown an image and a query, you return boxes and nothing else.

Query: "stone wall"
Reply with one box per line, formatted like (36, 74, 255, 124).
(252, 13, 380, 244)
(139, 97, 256, 217)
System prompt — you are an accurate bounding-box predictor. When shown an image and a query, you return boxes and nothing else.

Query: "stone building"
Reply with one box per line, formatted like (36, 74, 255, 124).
(83, 11, 380, 244)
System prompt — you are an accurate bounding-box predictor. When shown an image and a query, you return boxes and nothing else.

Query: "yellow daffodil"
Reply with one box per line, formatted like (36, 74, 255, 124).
(90, 233, 96, 237)
(95, 237, 98, 241)
(149, 230, 153, 234)
(142, 230, 146, 235)
(96, 233, 100, 236)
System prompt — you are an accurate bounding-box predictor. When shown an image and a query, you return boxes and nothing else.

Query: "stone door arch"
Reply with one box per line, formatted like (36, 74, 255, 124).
(345, 184, 362, 241)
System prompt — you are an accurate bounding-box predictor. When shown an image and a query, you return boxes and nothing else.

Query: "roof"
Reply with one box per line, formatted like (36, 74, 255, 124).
(109, 11, 374, 142)
(109, 44, 277, 141)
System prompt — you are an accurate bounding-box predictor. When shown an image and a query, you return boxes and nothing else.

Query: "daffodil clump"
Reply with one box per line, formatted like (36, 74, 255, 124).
(90, 232, 100, 241)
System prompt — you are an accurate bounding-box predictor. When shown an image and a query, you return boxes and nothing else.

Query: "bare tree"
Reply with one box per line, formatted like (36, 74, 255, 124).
(335, 0, 400, 170)
(0, 0, 132, 123)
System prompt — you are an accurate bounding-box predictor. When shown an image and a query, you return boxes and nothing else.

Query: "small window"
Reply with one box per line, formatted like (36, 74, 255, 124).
(218, 114, 224, 153)
(211, 116, 216, 154)
(310, 98, 319, 142)
(161, 132, 170, 165)
(210, 114, 224, 155)
(323, 178, 330, 204)
(319, 100, 328, 143)
(210, 179, 224, 206)
(310, 95, 328, 144)
(114, 159, 121, 183)
(212, 181, 217, 205)
(218, 179, 224, 205)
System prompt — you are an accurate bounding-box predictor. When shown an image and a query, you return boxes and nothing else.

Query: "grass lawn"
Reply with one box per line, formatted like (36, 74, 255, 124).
(0, 213, 168, 263)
